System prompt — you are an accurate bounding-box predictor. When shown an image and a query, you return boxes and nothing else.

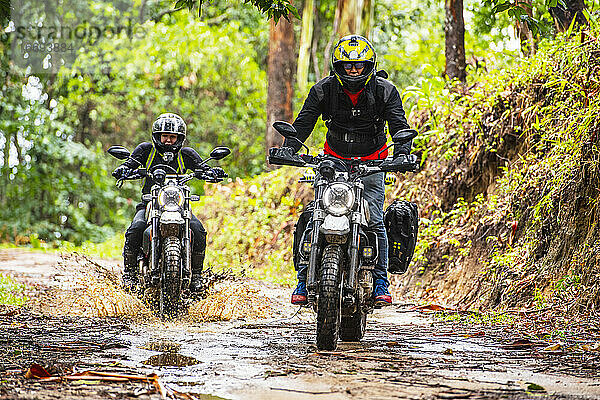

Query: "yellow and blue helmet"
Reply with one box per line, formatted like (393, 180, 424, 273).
(331, 35, 377, 92)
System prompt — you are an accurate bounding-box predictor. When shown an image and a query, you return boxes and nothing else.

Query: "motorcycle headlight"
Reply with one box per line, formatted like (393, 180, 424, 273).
(158, 186, 184, 211)
(322, 183, 354, 216)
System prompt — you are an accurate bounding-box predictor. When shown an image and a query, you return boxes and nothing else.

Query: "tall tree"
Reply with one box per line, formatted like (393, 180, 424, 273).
(297, 0, 315, 93)
(514, 0, 536, 56)
(324, 0, 373, 76)
(549, 0, 588, 32)
(444, 0, 466, 82)
(266, 15, 295, 156)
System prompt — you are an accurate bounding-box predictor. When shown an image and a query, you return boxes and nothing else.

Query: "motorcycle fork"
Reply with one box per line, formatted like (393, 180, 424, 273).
(345, 185, 363, 294)
(307, 184, 326, 298)
(182, 208, 191, 288)
(150, 205, 160, 282)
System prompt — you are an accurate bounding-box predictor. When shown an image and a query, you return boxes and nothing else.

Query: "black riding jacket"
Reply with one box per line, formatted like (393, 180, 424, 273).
(289, 74, 411, 158)
(121, 142, 205, 196)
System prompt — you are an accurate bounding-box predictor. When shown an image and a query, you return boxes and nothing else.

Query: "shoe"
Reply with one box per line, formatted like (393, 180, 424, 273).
(373, 279, 392, 306)
(190, 273, 203, 293)
(291, 281, 308, 305)
(122, 271, 138, 293)
(189, 251, 205, 293)
(122, 250, 139, 293)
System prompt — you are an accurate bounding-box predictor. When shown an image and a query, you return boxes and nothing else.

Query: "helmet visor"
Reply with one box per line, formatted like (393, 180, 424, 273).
(342, 62, 365, 71)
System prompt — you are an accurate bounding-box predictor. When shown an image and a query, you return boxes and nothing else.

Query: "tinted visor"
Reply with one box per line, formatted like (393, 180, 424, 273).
(342, 62, 365, 70)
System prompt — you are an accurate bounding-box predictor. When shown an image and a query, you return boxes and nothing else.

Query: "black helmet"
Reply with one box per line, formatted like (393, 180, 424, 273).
(331, 35, 377, 92)
(152, 113, 187, 153)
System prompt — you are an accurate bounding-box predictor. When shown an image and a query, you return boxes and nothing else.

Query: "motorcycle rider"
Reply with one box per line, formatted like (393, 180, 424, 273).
(112, 113, 226, 293)
(274, 35, 415, 307)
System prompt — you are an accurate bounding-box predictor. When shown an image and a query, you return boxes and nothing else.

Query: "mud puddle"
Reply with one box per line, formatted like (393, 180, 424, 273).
(2, 249, 600, 400)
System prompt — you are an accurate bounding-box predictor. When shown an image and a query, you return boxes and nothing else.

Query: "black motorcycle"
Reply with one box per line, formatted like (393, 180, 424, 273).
(269, 122, 418, 350)
(108, 145, 230, 318)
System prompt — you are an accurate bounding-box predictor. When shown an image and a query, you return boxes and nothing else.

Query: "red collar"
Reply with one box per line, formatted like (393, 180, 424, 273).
(343, 87, 364, 106)
(324, 141, 388, 160)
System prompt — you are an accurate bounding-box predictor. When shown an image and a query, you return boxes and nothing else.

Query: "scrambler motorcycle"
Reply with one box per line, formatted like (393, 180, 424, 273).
(108, 145, 230, 318)
(269, 121, 418, 350)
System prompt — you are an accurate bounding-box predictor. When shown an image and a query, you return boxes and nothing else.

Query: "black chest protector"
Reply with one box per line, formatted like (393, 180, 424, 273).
(324, 76, 387, 145)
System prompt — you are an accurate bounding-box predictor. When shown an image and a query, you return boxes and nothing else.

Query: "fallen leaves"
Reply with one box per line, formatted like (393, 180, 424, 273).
(410, 304, 458, 312)
(24, 364, 51, 379)
(502, 338, 546, 349)
(24, 364, 172, 398)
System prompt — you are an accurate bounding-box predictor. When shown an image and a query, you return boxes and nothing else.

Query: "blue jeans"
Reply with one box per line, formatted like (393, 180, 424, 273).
(362, 172, 388, 283)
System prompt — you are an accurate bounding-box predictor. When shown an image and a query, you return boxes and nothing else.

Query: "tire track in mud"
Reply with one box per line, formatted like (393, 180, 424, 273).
(1, 249, 600, 400)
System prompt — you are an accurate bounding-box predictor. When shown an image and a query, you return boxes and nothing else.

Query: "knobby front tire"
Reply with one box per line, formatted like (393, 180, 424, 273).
(316, 244, 344, 351)
(160, 236, 182, 319)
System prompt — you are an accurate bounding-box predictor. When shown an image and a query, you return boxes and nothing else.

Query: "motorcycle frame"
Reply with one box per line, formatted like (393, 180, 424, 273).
(147, 176, 192, 290)
(305, 170, 373, 309)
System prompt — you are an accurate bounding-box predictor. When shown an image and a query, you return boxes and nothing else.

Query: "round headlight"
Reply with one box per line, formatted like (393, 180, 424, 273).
(158, 186, 184, 210)
(322, 183, 354, 216)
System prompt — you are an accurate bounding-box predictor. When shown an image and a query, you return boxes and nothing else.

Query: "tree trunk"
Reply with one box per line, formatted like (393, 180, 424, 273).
(515, 0, 536, 57)
(444, 0, 466, 82)
(311, 11, 322, 79)
(266, 14, 295, 161)
(549, 0, 588, 32)
(297, 0, 314, 94)
(361, 0, 374, 39)
(324, 0, 373, 77)
(337, 0, 373, 37)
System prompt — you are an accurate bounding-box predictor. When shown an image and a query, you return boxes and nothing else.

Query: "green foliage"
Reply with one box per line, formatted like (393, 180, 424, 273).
(0, 58, 132, 244)
(406, 17, 600, 311)
(55, 13, 268, 177)
(193, 168, 308, 285)
(484, 0, 585, 37)
(374, 0, 446, 88)
(375, 0, 522, 90)
(414, 196, 482, 271)
(175, 0, 298, 22)
(58, 232, 124, 259)
(0, 274, 28, 306)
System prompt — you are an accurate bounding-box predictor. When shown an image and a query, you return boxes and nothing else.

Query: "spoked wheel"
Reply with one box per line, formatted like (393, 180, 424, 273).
(316, 244, 344, 351)
(159, 236, 182, 319)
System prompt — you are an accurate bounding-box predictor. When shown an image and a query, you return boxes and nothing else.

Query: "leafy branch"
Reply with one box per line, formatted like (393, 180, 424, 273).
(173, 0, 299, 22)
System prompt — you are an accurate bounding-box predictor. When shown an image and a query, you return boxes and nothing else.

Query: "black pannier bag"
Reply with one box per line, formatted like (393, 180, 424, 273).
(384, 200, 419, 274)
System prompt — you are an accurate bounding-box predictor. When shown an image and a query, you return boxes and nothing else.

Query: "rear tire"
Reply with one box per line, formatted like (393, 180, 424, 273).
(160, 236, 182, 319)
(316, 244, 343, 351)
(339, 309, 367, 341)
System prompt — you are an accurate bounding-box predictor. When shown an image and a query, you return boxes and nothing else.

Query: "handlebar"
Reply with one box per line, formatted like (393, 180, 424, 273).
(268, 147, 419, 175)
(115, 167, 224, 188)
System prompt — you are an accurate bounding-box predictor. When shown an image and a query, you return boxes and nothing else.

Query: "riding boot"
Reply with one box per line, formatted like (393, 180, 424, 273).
(189, 251, 205, 292)
(122, 250, 139, 292)
(291, 264, 308, 305)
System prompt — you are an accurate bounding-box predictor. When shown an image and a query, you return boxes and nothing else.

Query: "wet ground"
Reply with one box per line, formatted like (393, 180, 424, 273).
(1, 249, 600, 399)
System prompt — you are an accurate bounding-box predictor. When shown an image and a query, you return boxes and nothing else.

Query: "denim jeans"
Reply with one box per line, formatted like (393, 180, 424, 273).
(361, 171, 388, 284)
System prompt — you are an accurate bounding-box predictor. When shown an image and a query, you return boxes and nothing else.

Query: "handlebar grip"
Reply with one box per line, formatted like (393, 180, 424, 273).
(380, 155, 419, 173)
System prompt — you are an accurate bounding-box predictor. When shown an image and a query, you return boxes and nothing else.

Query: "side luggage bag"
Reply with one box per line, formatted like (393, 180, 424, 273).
(384, 200, 419, 274)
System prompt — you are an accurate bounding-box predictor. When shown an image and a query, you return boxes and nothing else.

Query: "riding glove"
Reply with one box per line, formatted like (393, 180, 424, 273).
(210, 167, 227, 179)
(112, 164, 132, 179)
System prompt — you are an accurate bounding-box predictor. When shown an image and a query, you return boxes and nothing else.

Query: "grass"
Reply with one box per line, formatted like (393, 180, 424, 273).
(0, 274, 28, 306)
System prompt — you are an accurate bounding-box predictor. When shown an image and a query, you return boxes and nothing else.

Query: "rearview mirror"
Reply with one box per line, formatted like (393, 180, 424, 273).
(107, 145, 131, 160)
(210, 146, 231, 161)
(273, 121, 297, 139)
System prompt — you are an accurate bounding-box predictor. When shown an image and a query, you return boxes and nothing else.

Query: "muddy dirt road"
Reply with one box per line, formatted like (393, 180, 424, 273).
(1, 249, 599, 399)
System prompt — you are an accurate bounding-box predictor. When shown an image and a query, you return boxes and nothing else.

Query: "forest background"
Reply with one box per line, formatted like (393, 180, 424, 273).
(1, 0, 599, 312)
